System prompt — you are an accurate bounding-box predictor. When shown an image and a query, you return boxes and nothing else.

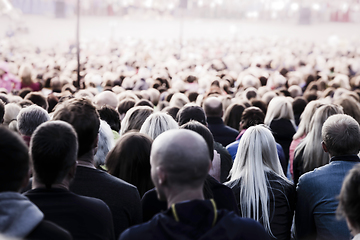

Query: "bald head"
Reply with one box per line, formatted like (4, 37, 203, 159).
(93, 91, 118, 109)
(203, 97, 223, 117)
(151, 129, 210, 189)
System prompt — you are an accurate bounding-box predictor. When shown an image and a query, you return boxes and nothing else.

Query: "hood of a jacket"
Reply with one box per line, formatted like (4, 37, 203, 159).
(0, 192, 44, 238)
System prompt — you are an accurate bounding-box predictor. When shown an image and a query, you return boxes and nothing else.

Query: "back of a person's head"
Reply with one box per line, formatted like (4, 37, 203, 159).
(292, 97, 308, 117)
(0, 126, 29, 192)
(17, 105, 50, 136)
(264, 96, 294, 126)
(117, 98, 136, 119)
(106, 132, 153, 196)
(140, 112, 178, 140)
(334, 97, 360, 125)
(180, 120, 214, 160)
(135, 99, 154, 108)
(30, 121, 78, 189)
(161, 106, 179, 120)
(24, 92, 49, 111)
(120, 106, 154, 135)
(151, 129, 210, 190)
(223, 103, 246, 131)
(337, 164, 360, 232)
(169, 92, 189, 109)
(52, 98, 100, 158)
(93, 91, 118, 109)
(203, 96, 223, 117)
(4, 103, 21, 132)
(240, 106, 265, 130)
(98, 105, 121, 133)
(322, 114, 360, 157)
(176, 104, 207, 126)
(250, 99, 267, 115)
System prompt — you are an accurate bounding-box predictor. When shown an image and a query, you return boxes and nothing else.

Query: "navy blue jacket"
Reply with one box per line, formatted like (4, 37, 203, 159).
(207, 117, 239, 147)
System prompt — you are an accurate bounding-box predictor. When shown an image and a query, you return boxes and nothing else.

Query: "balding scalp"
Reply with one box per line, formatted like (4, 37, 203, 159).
(151, 129, 210, 187)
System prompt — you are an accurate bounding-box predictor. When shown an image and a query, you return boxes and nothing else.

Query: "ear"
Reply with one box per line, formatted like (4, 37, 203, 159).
(322, 141, 328, 153)
(156, 166, 166, 186)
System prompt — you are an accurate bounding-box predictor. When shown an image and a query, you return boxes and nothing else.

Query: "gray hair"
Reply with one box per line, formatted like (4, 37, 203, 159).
(17, 105, 50, 136)
(94, 120, 115, 167)
(140, 112, 179, 140)
(322, 114, 360, 157)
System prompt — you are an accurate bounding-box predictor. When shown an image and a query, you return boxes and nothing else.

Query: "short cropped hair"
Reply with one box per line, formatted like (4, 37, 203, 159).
(52, 98, 100, 158)
(176, 104, 207, 126)
(0, 126, 29, 192)
(17, 105, 50, 136)
(322, 114, 360, 156)
(25, 92, 49, 111)
(30, 121, 78, 188)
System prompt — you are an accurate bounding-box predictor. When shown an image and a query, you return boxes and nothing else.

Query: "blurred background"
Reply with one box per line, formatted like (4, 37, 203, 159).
(0, 0, 359, 49)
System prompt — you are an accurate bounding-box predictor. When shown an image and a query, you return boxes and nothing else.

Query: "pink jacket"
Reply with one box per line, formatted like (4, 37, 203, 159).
(0, 62, 21, 92)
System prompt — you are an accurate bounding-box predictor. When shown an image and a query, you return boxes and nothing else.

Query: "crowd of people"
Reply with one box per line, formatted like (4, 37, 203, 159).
(0, 34, 360, 240)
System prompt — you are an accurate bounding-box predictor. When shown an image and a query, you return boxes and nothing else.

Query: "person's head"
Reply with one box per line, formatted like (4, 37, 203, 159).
(203, 96, 223, 118)
(135, 99, 154, 108)
(293, 100, 322, 140)
(264, 96, 295, 127)
(240, 106, 265, 131)
(52, 98, 100, 158)
(93, 91, 118, 110)
(0, 126, 29, 192)
(98, 105, 121, 133)
(4, 103, 21, 131)
(169, 92, 189, 109)
(150, 129, 211, 201)
(337, 164, 360, 235)
(292, 97, 308, 125)
(117, 98, 136, 120)
(322, 114, 360, 157)
(180, 120, 214, 160)
(120, 106, 154, 135)
(176, 104, 207, 126)
(161, 106, 179, 120)
(334, 97, 360, 125)
(19, 63, 33, 85)
(30, 121, 78, 189)
(139, 112, 178, 140)
(17, 105, 50, 136)
(106, 132, 153, 197)
(223, 103, 246, 131)
(24, 92, 49, 111)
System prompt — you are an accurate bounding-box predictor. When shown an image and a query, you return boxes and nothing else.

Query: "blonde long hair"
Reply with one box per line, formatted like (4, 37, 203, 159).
(264, 96, 296, 129)
(295, 104, 343, 172)
(227, 125, 289, 236)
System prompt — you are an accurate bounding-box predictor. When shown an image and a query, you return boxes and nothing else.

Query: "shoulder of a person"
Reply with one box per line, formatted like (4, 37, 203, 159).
(27, 220, 72, 240)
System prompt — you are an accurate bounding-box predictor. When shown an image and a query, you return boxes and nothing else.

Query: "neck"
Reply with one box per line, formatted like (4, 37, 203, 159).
(32, 177, 70, 190)
(166, 187, 204, 209)
(77, 151, 95, 168)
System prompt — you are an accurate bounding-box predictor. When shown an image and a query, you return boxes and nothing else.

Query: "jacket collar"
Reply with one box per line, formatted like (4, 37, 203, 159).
(330, 155, 360, 163)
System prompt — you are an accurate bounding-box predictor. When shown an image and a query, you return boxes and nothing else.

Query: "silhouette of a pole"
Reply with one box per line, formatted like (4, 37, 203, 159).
(76, 0, 80, 88)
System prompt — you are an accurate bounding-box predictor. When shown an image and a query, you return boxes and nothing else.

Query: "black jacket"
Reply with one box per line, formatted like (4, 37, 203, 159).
(120, 199, 270, 240)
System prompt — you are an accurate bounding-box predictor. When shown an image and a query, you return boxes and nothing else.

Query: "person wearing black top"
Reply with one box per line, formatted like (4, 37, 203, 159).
(0, 126, 71, 240)
(52, 98, 141, 238)
(24, 121, 115, 240)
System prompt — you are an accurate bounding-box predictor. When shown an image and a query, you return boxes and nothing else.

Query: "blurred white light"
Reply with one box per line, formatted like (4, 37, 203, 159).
(342, 3, 349, 12)
(271, 1, 285, 11)
(198, 0, 203, 7)
(168, 3, 175, 10)
(312, 3, 320, 11)
(217, 0, 223, 5)
(144, 0, 153, 8)
(246, 11, 259, 18)
(210, 2, 216, 8)
(290, 3, 299, 11)
(271, 12, 278, 19)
